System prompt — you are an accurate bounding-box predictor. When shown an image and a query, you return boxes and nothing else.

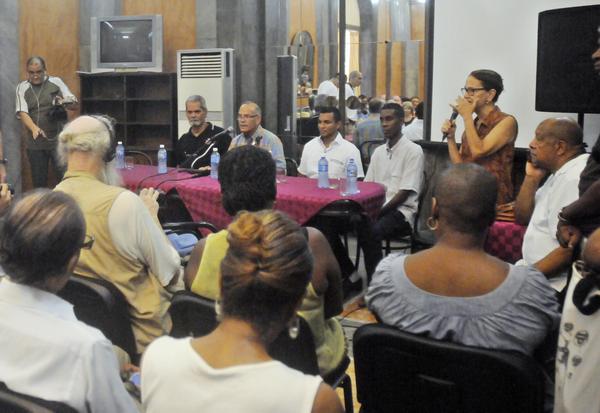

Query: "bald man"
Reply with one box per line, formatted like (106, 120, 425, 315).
(515, 118, 588, 289)
(229, 101, 286, 171)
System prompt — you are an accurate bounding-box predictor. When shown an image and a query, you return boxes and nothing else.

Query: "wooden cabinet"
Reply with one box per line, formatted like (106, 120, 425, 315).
(79, 72, 177, 162)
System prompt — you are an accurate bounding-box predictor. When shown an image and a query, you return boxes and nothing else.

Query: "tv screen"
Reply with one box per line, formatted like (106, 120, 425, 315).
(91, 15, 163, 73)
(100, 20, 153, 63)
(536, 5, 600, 114)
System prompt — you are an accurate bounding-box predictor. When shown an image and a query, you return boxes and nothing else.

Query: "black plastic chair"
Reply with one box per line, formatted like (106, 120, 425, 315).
(124, 150, 153, 165)
(358, 139, 385, 170)
(168, 290, 353, 412)
(57, 274, 137, 362)
(285, 157, 299, 177)
(158, 190, 194, 223)
(353, 324, 545, 413)
(0, 382, 77, 413)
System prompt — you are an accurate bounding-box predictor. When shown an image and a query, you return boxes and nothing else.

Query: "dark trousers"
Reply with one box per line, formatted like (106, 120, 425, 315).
(308, 212, 390, 283)
(27, 149, 64, 188)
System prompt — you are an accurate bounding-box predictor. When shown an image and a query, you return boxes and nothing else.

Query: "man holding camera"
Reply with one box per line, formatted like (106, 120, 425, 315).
(16, 56, 78, 188)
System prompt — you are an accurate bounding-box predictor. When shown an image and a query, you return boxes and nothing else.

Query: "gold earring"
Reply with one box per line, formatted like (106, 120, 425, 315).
(426, 216, 439, 231)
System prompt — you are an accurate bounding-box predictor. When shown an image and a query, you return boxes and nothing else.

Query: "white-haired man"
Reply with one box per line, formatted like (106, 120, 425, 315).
(55, 115, 182, 356)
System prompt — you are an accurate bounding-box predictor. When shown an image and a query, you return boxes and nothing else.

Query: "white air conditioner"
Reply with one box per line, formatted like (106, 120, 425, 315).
(176, 48, 235, 138)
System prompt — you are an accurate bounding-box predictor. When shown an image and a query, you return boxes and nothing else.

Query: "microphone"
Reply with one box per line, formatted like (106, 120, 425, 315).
(188, 127, 234, 169)
(253, 136, 263, 146)
(208, 126, 234, 143)
(442, 111, 459, 141)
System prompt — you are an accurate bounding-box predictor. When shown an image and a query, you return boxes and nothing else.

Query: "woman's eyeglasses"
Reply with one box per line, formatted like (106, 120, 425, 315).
(460, 87, 486, 96)
(81, 234, 95, 250)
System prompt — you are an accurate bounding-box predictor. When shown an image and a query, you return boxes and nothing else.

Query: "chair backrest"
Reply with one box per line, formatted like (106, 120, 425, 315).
(57, 275, 137, 361)
(285, 157, 299, 177)
(353, 324, 545, 413)
(168, 291, 319, 375)
(163, 221, 218, 257)
(358, 139, 385, 169)
(124, 150, 153, 166)
(0, 383, 77, 413)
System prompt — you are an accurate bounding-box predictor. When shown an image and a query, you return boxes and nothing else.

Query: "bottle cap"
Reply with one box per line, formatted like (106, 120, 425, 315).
(117, 141, 123, 145)
(159, 144, 165, 149)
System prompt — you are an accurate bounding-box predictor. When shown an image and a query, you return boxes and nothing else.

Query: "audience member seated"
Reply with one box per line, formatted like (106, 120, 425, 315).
(184, 145, 346, 376)
(402, 101, 424, 141)
(515, 118, 588, 290)
(362, 102, 424, 283)
(441, 69, 518, 219)
(402, 101, 415, 126)
(298, 106, 364, 179)
(554, 229, 600, 413)
(175, 95, 230, 169)
(229, 101, 286, 171)
(0, 190, 137, 412)
(55, 115, 182, 355)
(366, 164, 560, 356)
(353, 98, 385, 150)
(142, 210, 344, 413)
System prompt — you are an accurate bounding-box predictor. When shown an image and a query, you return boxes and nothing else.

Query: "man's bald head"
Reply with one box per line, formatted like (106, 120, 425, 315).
(537, 117, 583, 148)
(434, 164, 498, 234)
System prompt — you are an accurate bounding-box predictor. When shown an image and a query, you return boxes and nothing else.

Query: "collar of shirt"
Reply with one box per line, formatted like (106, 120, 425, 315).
(552, 153, 589, 178)
(385, 135, 408, 157)
(242, 125, 264, 143)
(475, 105, 501, 128)
(0, 278, 76, 321)
(319, 132, 344, 152)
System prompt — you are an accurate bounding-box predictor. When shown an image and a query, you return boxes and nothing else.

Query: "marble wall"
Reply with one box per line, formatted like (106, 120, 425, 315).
(0, 1, 21, 192)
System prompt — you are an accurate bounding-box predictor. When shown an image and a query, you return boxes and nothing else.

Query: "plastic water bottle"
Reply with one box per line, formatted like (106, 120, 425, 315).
(346, 158, 358, 195)
(157, 144, 167, 174)
(210, 147, 220, 179)
(317, 156, 329, 188)
(116, 141, 125, 169)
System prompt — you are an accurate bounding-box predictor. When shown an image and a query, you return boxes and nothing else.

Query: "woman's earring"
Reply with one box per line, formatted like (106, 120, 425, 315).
(426, 216, 439, 231)
(288, 316, 299, 339)
(214, 300, 222, 322)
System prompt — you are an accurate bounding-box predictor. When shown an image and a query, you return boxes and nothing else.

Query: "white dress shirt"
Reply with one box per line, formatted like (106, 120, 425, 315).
(317, 80, 338, 97)
(0, 279, 138, 413)
(298, 133, 364, 179)
(521, 153, 589, 289)
(364, 137, 424, 227)
(402, 118, 423, 141)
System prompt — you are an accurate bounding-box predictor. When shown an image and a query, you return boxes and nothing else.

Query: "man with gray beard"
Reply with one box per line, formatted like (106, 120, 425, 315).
(55, 115, 182, 357)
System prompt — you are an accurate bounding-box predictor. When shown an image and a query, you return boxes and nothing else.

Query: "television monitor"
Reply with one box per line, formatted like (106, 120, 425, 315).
(90, 15, 163, 73)
(536, 5, 600, 114)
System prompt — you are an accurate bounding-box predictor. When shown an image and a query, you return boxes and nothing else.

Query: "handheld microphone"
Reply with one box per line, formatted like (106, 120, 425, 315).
(442, 111, 459, 141)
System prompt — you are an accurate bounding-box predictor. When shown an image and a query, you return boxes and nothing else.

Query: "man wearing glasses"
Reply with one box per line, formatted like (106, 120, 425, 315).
(15, 56, 78, 188)
(229, 101, 286, 171)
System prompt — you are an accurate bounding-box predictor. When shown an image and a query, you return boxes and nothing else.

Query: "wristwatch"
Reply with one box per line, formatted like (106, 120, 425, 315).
(0, 159, 8, 165)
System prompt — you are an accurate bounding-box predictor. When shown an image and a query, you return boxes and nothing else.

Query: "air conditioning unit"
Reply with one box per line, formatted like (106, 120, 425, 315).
(176, 48, 235, 138)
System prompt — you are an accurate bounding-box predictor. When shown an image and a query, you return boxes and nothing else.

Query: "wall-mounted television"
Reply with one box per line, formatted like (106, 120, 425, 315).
(90, 15, 163, 73)
(536, 5, 600, 114)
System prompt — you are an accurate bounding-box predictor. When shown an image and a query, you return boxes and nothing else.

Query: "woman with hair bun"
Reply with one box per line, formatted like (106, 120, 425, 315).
(141, 210, 344, 413)
(441, 69, 518, 220)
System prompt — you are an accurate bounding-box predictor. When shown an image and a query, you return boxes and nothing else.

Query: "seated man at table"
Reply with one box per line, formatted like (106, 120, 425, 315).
(298, 106, 364, 179)
(175, 95, 231, 169)
(184, 145, 346, 376)
(515, 117, 588, 291)
(55, 115, 182, 355)
(229, 101, 286, 171)
(0, 190, 138, 412)
(363, 102, 424, 278)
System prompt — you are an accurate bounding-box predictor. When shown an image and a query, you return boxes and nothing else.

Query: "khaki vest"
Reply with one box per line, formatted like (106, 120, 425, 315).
(56, 171, 171, 353)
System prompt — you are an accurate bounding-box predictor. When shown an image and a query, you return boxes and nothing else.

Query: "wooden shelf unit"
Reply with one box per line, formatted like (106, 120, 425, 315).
(79, 72, 177, 163)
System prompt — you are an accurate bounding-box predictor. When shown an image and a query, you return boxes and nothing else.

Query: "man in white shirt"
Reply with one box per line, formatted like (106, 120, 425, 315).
(55, 115, 182, 354)
(298, 106, 364, 179)
(515, 117, 589, 290)
(402, 101, 424, 141)
(0, 190, 137, 412)
(317, 74, 340, 98)
(363, 102, 424, 281)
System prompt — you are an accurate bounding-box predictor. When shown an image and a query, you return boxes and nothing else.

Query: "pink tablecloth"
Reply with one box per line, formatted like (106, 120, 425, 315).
(121, 166, 386, 229)
(484, 221, 527, 264)
(120, 165, 195, 193)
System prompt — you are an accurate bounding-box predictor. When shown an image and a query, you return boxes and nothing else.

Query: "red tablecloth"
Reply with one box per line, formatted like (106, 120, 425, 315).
(484, 221, 526, 264)
(121, 166, 386, 229)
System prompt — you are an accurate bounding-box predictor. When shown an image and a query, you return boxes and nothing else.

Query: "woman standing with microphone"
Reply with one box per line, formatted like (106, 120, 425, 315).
(441, 69, 518, 220)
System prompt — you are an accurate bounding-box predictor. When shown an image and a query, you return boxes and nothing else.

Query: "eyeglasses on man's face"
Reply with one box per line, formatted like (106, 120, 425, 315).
(81, 234, 95, 250)
(461, 87, 486, 96)
(237, 114, 259, 120)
